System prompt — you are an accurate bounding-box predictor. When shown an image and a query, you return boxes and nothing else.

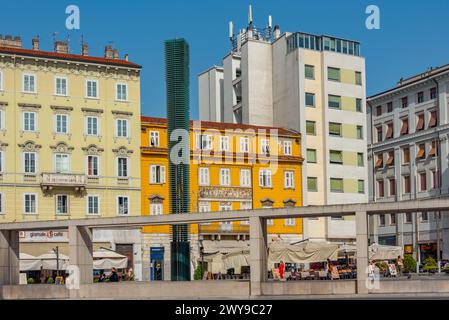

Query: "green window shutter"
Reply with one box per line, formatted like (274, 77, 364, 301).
(305, 65, 315, 79)
(330, 150, 343, 164)
(358, 180, 365, 193)
(306, 121, 316, 135)
(307, 177, 317, 191)
(307, 149, 317, 163)
(357, 153, 364, 166)
(330, 178, 343, 192)
(305, 93, 315, 107)
(329, 122, 341, 136)
(328, 95, 341, 109)
(328, 67, 340, 81)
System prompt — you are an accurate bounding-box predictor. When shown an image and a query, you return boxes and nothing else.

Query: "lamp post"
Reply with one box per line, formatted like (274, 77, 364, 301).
(52, 246, 60, 277)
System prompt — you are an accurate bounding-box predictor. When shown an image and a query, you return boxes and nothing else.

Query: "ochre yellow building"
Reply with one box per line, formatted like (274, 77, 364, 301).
(141, 116, 303, 279)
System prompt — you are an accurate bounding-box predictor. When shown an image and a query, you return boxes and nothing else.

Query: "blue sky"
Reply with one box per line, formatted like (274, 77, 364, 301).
(1, 0, 448, 119)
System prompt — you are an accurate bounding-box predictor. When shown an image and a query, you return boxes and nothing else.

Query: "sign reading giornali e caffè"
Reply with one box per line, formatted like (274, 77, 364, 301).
(19, 230, 68, 242)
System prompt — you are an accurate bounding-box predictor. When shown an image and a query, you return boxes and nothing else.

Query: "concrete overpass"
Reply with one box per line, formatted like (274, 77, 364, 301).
(2, 198, 449, 299)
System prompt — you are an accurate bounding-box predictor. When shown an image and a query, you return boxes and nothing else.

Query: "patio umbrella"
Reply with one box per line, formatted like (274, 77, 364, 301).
(36, 251, 69, 270)
(19, 253, 42, 271)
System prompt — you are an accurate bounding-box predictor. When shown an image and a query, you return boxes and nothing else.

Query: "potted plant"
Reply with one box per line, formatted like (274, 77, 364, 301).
(423, 257, 438, 274)
(403, 255, 417, 274)
(27, 278, 35, 285)
(194, 265, 204, 280)
(47, 277, 54, 284)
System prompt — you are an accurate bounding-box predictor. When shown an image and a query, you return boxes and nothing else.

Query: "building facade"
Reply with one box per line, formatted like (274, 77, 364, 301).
(0, 35, 143, 278)
(367, 64, 449, 264)
(198, 9, 367, 244)
(141, 116, 303, 280)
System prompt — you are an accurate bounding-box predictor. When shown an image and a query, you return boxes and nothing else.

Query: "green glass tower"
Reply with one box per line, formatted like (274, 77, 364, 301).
(164, 38, 191, 281)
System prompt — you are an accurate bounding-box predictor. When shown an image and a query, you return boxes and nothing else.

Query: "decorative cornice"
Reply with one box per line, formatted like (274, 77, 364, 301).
(50, 142, 74, 154)
(112, 110, 133, 117)
(18, 103, 41, 110)
(0, 101, 8, 106)
(82, 144, 104, 155)
(18, 140, 41, 152)
(149, 194, 165, 203)
(81, 107, 103, 114)
(260, 198, 274, 206)
(50, 105, 74, 112)
(112, 146, 133, 157)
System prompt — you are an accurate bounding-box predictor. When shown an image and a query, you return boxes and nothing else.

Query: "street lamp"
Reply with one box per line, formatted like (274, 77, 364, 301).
(52, 246, 60, 277)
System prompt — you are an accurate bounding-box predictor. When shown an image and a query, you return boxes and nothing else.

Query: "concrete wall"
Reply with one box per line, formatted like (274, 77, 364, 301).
(261, 280, 357, 296)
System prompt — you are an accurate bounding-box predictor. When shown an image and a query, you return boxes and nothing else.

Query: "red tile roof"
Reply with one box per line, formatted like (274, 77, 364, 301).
(141, 116, 300, 136)
(0, 46, 141, 69)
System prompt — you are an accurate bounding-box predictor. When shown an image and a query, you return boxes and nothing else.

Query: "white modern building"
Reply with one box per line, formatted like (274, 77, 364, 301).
(199, 6, 368, 244)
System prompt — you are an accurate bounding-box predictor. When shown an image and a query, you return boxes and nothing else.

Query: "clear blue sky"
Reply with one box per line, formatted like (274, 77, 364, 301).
(1, 0, 448, 119)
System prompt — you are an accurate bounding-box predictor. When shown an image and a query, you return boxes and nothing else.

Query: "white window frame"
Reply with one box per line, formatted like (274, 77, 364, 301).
(23, 152, 37, 174)
(0, 69, 3, 91)
(260, 139, 270, 154)
(23, 193, 38, 215)
(55, 114, 69, 134)
(116, 83, 128, 101)
(240, 137, 249, 153)
(219, 168, 231, 186)
(219, 136, 229, 152)
(0, 150, 4, 173)
(150, 203, 163, 216)
(0, 192, 3, 214)
(150, 131, 160, 147)
(283, 141, 292, 156)
(199, 202, 211, 213)
(284, 171, 295, 189)
(0, 109, 5, 130)
(117, 196, 130, 216)
(56, 194, 69, 215)
(54, 76, 68, 96)
(150, 165, 166, 184)
(23, 111, 37, 132)
(86, 79, 99, 99)
(259, 169, 272, 188)
(117, 157, 129, 177)
(54, 153, 70, 173)
(285, 218, 296, 226)
(240, 169, 251, 187)
(116, 119, 129, 138)
(240, 202, 252, 225)
(85, 116, 99, 136)
(86, 195, 100, 215)
(199, 167, 210, 186)
(22, 73, 36, 93)
(86, 155, 100, 177)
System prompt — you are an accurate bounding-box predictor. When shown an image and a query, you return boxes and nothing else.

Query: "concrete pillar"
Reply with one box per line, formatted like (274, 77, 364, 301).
(249, 216, 267, 297)
(69, 226, 93, 285)
(0, 230, 20, 287)
(355, 211, 369, 295)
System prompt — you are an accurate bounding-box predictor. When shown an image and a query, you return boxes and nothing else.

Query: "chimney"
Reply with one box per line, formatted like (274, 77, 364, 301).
(124, 54, 129, 61)
(273, 25, 281, 39)
(104, 45, 114, 59)
(0, 34, 22, 48)
(81, 43, 89, 56)
(54, 41, 68, 54)
(32, 37, 39, 50)
(113, 48, 119, 60)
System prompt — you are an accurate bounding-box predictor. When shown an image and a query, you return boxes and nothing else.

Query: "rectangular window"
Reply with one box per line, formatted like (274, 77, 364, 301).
(117, 158, 128, 177)
(23, 74, 36, 93)
(330, 178, 343, 193)
(429, 111, 438, 128)
(87, 155, 99, 176)
(87, 196, 99, 215)
(416, 113, 425, 131)
(375, 154, 383, 169)
(219, 168, 231, 186)
(390, 214, 396, 225)
(429, 140, 438, 157)
(55, 154, 70, 173)
(431, 169, 438, 189)
(357, 153, 364, 167)
(387, 102, 393, 113)
(307, 177, 318, 192)
(305, 65, 315, 79)
(328, 95, 341, 109)
(199, 167, 210, 186)
(329, 122, 342, 137)
(419, 172, 427, 191)
(116, 119, 128, 138)
(421, 212, 428, 222)
(117, 196, 129, 215)
(0, 193, 3, 214)
(56, 195, 69, 215)
(305, 92, 315, 107)
(403, 175, 411, 194)
(259, 169, 272, 188)
(200, 135, 212, 150)
(56, 194, 69, 214)
(378, 180, 385, 198)
(150, 203, 163, 216)
(55, 114, 68, 134)
(306, 121, 316, 135)
(379, 214, 386, 226)
(239, 137, 249, 153)
(219, 136, 229, 151)
(0, 70, 3, 91)
(405, 212, 412, 223)
(240, 169, 251, 187)
(24, 193, 37, 214)
(23, 112, 36, 131)
(417, 91, 424, 104)
(402, 97, 408, 108)
(376, 126, 383, 142)
(329, 150, 343, 164)
(355, 71, 362, 85)
(356, 98, 363, 112)
(24, 152, 36, 174)
(430, 87, 437, 100)
(376, 105, 382, 116)
(328, 67, 341, 82)
(386, 151, 394, 167)
(260, 139, 270, 155)
(358, 180, 365, 194)
(116, 83, 128, 101)
(285, 218, 296, 226)
(199, 202, 211, 213)
(0, 151, 3, 173)
(86, 116, 98, 136)
(86, 80, 98, 98)
(400, 118, 409, 135)
(150, 131, 160, 147)
(284, 171, 295, 189)
(356, 125, 363, 139)
(307, 149, 317, 163)
(385, 123, 394, 139)
(283, 141, 292, 155)
(402, 147, 410, 164)
(150, 165, 165, 184)
(389, 178, 396, 196)
(55, 77, 67, 96)
(416, 144, 426, 160)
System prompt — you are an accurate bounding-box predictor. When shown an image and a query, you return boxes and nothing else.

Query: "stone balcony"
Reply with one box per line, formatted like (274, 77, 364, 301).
(41, 172, 87, 193)
(198, 186, 252, 201)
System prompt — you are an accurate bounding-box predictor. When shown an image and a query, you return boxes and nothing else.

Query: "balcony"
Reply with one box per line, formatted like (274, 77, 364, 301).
(198, 186, 252, 201)
(199, 223, 249, 234)
(41, 173, 87, 193)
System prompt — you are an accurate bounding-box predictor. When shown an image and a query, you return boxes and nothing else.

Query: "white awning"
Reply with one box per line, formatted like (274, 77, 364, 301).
(268, 241, 339, 267)
(369, 243, 403, 261)
(93, 258, 128, 270)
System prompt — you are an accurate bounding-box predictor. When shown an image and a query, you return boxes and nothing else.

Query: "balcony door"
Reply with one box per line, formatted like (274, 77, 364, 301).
(55, 154, 70, 173)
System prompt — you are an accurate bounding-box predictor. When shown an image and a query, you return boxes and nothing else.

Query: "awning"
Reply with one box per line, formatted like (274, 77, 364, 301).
(20, 253, 42, 271)
(36, 251, 69, 270)
(93, 249, 128, 270)
(268, 241, 339, 267)
(369, 243, 403, 261)
(201, 240, 250, 254)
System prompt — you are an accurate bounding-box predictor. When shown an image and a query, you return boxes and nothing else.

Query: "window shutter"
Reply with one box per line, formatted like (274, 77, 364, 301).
(161, 166, 166, 183)
(259, 171, 264, 186)
(150, 165, 156, 183)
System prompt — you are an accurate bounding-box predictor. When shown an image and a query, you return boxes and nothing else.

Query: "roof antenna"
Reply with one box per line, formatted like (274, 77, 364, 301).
(248, 4, 253, 25)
